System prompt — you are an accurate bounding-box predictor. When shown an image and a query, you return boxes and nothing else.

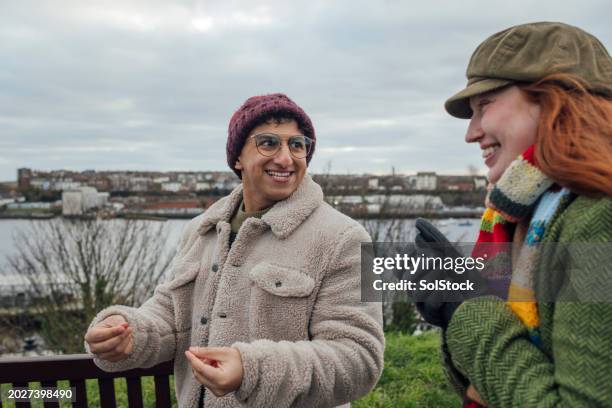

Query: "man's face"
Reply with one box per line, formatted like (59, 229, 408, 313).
(235, 119, 308, 211)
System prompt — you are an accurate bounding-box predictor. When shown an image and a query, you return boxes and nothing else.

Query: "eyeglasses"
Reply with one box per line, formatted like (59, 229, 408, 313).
(249, 133, 314, 159)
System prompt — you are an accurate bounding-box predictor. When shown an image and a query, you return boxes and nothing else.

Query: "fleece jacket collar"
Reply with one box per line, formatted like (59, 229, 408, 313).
(196, 174, 324, 239)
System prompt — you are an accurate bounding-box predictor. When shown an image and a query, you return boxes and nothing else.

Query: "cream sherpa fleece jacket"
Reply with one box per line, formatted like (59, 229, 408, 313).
(86, 175, 385, 408)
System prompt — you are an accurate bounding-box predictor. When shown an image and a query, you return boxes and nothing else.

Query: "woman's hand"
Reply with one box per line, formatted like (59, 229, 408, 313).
(467, 384, 488, 406)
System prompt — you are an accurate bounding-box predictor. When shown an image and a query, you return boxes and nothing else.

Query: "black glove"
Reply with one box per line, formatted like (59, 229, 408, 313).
(414, 218, 463, 259)
(413, 218, 473, 329)
(416, 298, 461, 330)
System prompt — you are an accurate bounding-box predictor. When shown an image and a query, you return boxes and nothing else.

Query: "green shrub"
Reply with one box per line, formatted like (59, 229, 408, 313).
(385, 301, 417, 334)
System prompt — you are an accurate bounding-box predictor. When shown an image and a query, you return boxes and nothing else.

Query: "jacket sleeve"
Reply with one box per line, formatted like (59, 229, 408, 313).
(439, 331, 469, 397)
(232, 224, 385, 408)
(445, 198, 612, 407)
(85, 218, 199, 371)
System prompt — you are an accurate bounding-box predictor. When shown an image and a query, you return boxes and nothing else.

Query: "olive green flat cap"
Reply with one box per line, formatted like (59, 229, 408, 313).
(445, 21, 612, 118)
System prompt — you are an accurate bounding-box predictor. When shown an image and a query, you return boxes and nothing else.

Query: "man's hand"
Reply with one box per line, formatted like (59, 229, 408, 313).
(84, 315, 134, 362)
(185, 347, 244, 397)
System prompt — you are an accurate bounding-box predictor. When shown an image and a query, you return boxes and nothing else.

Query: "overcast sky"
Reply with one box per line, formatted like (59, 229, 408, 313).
(0, 0, 609, 182)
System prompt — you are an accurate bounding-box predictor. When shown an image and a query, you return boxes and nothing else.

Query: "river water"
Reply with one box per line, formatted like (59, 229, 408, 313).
(0, 217, 480, 277)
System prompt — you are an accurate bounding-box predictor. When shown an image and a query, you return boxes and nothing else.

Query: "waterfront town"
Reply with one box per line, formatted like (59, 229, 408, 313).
(0, 168, 488, 219)
(0, 168, 489, 219)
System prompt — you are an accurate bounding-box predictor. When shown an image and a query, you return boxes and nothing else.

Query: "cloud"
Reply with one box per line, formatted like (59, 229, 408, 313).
(0, 0, 609, 180)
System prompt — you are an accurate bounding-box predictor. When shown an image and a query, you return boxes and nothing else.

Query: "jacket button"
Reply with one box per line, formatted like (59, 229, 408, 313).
(275, 281, 282, 287)
(218, 312, 227, 318)
(211, 264, 219, 272)
(200, 316, 208, 324)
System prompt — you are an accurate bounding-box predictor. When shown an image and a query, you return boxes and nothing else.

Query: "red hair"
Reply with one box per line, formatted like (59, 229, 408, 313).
(520, 74, 612, 197)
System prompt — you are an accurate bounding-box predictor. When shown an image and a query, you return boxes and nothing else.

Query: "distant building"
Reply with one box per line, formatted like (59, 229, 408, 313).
(62, 187, 107, 216)
(53, 180, 81, 191)
(108, 174, 130, 191)
(129, 177, 152, 192)
(177, 173, 197, 184)
(415, 172, 437, 190)
(79, 187, 99, 209)
(17, 168, 32, 189)
(473, 176, 488, 190)
(62, 191, 84, 216)
(153, 176, 170, 184)
(161, 182, 182, 192)
(196, 182, 213, 191)
(437, 175, 479, 191)
(97, 192, 110, 207)
(30, 178, 51, 190)
(90, 176, 111, 191)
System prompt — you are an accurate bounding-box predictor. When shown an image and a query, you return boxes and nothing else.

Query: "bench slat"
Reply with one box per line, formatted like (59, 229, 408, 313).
(98, 378, 116, 408)
(126, 377, 143, 408)
(70, 379, 88, 408)
(154, 375, 172, 408)
(41, 380, 60, 408)
(13, 381, 31, 408)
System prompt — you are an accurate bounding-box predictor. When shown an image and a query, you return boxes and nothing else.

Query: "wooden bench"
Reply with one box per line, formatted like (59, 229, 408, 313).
(0, 354, 173, 408)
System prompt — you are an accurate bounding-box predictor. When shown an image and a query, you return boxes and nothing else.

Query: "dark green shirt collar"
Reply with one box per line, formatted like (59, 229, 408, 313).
(230, 200, 270, 234)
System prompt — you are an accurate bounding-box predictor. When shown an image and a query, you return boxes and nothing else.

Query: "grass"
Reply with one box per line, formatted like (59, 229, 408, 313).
(353, 331, 461, 408)
(1, 332, 458, 407)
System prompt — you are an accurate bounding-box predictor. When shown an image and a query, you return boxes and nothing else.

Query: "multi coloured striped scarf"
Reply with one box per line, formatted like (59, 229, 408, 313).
(471, 145, 572, 346)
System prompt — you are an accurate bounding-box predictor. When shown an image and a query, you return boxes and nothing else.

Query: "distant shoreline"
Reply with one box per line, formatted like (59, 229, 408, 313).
(0, 210, 483, 221)
(0, 213, 56, 220)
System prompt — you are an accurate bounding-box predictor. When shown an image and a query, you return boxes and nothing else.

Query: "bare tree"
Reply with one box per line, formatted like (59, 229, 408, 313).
(360, 189, 414, 243)
(2, 218, 175, 354)
(359, 192, 417, 334)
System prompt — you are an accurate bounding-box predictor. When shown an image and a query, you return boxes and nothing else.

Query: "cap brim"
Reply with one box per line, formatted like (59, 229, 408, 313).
(444, 78, 513, 119)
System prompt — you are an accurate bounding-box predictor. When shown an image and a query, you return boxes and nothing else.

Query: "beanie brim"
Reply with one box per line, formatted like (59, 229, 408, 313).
(444, 78, 513, 119)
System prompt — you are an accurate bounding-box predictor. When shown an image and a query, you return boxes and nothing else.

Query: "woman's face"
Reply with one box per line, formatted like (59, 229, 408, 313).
(466, 86, 541, 184)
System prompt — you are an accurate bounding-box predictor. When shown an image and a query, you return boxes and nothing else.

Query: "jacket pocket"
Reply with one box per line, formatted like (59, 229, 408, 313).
(247, 263, 316, 341)
(248, 262, 315, 297)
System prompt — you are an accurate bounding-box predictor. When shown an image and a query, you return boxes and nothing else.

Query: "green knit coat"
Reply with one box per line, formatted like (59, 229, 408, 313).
(444, 195, 612, 407)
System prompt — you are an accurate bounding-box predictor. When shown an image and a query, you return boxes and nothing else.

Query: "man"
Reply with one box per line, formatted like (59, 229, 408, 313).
(84, 93, 385, 408)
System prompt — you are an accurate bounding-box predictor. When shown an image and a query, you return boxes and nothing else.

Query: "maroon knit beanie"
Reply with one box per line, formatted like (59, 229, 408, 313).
(226, 93, 316, 178)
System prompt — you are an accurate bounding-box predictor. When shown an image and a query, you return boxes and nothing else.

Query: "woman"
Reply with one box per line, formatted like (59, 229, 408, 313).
(417, 22, 612, 407)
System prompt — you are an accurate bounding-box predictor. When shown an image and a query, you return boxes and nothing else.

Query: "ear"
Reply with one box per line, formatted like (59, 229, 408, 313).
(234, 157, 243, 170)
